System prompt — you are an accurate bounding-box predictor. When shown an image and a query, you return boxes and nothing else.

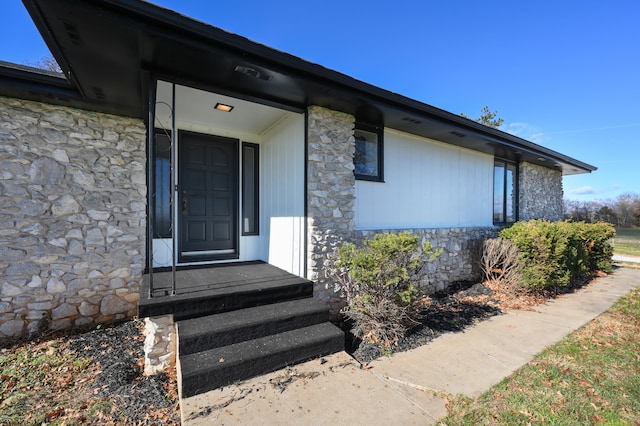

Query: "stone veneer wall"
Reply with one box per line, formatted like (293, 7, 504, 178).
(519, 161, 564, 221)
(306, 106, 355, 311)
(0, 96, 146, 341)
(355, 227, 499, 294)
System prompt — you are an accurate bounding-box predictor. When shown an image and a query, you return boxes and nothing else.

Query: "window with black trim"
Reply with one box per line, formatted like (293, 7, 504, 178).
(354, 123, 383, 181)
(153, 129, 172, 238)
(242, 142, 259, 235)
(493, 159, 518, 224)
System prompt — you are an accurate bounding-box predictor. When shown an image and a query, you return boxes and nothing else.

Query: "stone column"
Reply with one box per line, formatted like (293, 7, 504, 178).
(143, 315, 176, 375)
(519, 162, 564, 221)
(306, 106, 356, 311)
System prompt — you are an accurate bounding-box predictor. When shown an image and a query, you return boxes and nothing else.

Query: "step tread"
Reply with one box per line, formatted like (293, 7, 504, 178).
(179, 322, 344, 396)
(177, 298, 329, 349)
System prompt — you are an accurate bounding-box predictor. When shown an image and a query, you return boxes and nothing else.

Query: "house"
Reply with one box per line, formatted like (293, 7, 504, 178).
(0, 0, 595, 395)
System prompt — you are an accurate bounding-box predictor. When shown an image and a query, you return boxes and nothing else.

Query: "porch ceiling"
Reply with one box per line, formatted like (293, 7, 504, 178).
(13, 0, 596, 176)
(155, 82, 292, 136)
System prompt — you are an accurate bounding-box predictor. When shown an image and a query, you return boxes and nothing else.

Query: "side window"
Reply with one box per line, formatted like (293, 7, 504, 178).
(354, 123, 383, 181)
(242, 142, 259, 235)
(493, 159, 518, 224)
(153, 129, 172, 238)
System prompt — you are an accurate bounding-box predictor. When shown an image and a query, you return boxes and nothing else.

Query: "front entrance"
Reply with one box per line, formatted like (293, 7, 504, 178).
(179, 130, 239, 262)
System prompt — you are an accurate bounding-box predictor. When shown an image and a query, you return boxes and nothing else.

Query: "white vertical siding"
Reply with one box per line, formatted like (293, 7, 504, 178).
(260, 114, 306, 275)
(355, 129, 493, 229)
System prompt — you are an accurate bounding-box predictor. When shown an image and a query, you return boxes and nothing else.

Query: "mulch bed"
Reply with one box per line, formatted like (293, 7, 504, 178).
(65, 321, 179, 424)
(1, 320, 180, 425)
(347, 272, 606, 363)
(348, 281, 504, 363)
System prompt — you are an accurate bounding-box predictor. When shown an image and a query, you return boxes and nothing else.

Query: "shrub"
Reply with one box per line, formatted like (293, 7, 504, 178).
(479, 237, 521, 287)
(499, 220, 615, 292)
(329, 232, 441, 349)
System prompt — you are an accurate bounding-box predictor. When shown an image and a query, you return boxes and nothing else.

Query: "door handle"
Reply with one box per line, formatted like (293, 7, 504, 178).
(182, 191, 188, 215)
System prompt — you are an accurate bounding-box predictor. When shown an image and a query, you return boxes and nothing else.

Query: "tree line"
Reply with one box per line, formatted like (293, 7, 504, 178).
(564, 193, 640, 227)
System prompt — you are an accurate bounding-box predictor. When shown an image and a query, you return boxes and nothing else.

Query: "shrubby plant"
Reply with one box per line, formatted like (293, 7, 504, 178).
(496, 220, 615, 292)
(479, 237, 521, 287)
(329, 232, 441, 349)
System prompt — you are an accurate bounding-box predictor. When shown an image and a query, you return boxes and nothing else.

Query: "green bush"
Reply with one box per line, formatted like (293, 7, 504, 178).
(329, 232, 441, 349)
(499, 220, 615, 292)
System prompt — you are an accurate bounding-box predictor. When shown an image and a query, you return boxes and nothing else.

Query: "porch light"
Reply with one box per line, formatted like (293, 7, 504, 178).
(214, 103, 234, 112)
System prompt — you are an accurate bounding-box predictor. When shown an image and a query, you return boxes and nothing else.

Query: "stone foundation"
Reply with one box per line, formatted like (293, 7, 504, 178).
(355, 227, 499, 294)
(0, 96, 146, 341)
(143, 315, 176, 375)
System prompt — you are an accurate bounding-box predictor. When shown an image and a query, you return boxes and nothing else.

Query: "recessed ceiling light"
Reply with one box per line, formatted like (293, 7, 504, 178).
(214, 103, 234, 112)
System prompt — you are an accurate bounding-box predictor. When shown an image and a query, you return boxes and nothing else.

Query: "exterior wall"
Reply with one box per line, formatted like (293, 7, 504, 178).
(261, 114, 306, 275)
(355, 227, 498, 293)
(306, 106, 355, 310)
(355, 129, 494, 229)
(0, 96, 146, 341)
(519, 161, 564, 221)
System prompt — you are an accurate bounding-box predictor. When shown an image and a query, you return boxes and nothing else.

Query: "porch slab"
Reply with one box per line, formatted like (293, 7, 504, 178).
(138, 262, 313, 319)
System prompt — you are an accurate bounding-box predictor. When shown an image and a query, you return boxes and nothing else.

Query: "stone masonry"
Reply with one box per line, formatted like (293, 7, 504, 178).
(143, 315, 176, 375)
(355, 227, 499, 294)
(306, 106, 356, 311)
(519, 161, 564, 221)
(0, 96, 146, 341)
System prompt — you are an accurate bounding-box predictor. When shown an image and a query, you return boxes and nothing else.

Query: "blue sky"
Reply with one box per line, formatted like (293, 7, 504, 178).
(3, 0, 639, 202)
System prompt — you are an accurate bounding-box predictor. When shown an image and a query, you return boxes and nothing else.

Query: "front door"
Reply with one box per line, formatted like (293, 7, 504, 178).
(179, 131, 239, 262)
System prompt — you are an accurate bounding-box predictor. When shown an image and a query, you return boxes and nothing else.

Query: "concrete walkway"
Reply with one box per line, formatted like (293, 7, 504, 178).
(181, 267, 640, 425)
(613, 254, 640, 263)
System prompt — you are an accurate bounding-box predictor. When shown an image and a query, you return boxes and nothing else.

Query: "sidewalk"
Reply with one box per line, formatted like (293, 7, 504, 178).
(613, 254, 640, 263)
(181, 267, 640, 425)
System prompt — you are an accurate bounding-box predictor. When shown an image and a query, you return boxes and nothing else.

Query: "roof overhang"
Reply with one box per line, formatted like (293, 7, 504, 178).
(4, 0, 595, 175)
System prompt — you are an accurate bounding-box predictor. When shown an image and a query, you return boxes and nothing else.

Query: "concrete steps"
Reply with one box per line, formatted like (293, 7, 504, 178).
(177, 298, 332, 355)
(178, 321, 344, 397)
(174, 279, 344, 398)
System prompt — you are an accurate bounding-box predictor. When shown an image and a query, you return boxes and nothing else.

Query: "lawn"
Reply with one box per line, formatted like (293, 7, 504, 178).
(438, 284, 640, 425)
(613, 227, 640, 257)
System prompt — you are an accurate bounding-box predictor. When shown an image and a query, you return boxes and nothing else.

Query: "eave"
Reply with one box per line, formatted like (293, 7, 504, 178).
(7, 0, 595, 175)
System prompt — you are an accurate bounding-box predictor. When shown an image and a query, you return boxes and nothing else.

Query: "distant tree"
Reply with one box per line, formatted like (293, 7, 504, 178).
(612, 193, 638, 227)
(460, 106, 504, 128)
(25, 54, 62, 73)
(594, 205, 617, 224)
(564, 193, 640, 227)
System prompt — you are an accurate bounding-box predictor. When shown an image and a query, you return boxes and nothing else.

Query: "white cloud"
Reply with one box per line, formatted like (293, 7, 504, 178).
(502, 122, 545, 144)
(569, 186, 599, 195)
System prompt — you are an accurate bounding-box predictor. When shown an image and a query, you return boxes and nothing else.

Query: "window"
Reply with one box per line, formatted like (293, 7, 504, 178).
(354, 123, 383, 181)
(153, 129, 172, 238)
(494, 159, 518, 224)
(242, 142, 259, 235)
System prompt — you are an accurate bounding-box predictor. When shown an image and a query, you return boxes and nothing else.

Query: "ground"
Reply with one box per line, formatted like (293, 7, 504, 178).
(0, 268, 624, 424)
(0, 320, 179, 425)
